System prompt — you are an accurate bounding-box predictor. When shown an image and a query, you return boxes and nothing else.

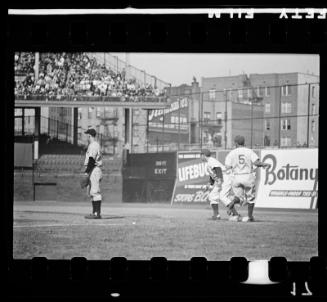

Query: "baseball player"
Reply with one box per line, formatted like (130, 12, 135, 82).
(201, 149, 240, 221)
(84, 128, 103, 219)
(225, 135, 270, 222)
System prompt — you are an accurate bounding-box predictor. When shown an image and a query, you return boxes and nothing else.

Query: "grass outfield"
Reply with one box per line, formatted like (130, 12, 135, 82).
(13, 201, 318, 261)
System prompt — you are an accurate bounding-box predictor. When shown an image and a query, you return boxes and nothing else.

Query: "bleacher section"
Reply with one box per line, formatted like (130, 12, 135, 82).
(40, 137, 85, 155)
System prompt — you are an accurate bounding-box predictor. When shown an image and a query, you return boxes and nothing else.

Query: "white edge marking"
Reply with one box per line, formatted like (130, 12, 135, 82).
(242, 259, 278, 285)
(8, 8, 327, 16)
(14, 223, 125, 228)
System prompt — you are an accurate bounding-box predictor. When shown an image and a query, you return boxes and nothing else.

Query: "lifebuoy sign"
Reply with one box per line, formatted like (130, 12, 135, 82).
(171, 151, 218, 204)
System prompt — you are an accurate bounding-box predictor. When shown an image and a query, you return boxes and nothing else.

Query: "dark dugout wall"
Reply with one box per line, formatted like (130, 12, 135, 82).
(122, 152, 177, 203)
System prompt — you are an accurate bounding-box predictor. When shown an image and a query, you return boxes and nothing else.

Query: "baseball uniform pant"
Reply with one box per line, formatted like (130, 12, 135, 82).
(87, 166, 102, 202)
(208, 178, 233, 206)
(231, 173, 256, 204)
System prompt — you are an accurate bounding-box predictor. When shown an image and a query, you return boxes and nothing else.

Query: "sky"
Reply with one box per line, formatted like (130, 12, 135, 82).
(110, 53, 319, 86)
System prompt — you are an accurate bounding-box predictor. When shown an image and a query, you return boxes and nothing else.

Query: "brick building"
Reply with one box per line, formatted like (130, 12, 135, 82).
(249, 72, 319, 147)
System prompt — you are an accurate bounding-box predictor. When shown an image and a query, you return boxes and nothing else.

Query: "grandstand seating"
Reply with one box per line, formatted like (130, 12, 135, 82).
(35, 154, 122, 174)
(14, 52, 166, 100)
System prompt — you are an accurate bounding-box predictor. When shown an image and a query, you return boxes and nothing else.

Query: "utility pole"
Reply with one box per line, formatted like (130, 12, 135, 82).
(250, 99, 253, 149)
(178, 98, 181, 150)
(200, 92, 203, 150)
(278, 87, 282, 148)
(146, 109, 149, 153)
(306, 83, 311, 147)
(224, 90, 228, 149)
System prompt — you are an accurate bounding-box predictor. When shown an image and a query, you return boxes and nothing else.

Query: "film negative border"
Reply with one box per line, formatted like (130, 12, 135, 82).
(7, 257, 327, 298)
(5, 6, 327, 300)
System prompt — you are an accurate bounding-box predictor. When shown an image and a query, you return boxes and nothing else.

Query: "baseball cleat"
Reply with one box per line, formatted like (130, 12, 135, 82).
(241, 216, 255, 222)
(85, 214, 102, 219)
(228, 215, 241, 222)
(210, 215, 221, 220)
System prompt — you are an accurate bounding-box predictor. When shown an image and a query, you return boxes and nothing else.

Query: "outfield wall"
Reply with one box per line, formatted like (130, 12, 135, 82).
(254, 148, 318, 209)
(172, 148, 318, 209)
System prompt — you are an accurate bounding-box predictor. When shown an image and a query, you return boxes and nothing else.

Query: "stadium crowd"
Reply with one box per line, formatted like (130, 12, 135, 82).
(14, 52, 166, 101)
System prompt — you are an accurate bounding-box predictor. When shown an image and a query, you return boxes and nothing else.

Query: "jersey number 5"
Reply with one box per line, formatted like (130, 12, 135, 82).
(239, 155, 245, 164)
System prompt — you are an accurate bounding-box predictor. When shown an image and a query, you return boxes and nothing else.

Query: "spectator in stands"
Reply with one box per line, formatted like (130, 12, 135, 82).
(14, 52, 167, 100)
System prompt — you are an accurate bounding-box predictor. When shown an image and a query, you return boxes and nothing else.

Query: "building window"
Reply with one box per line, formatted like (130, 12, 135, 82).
(312, 86, 315, 98)
(78, 108, 82, 120)
(15, 108, 22, 117)
(265, 103, 271, 113)
(88, 107, 94, 119)
(312, 103, 316, 115)
(204, 112, 211, 123)
(281, 137, 291, 147)
(238, 89, 243, 99)
(281, 119, 291, 130)
(226, 89, 232, 100)
(209, 89, 216, 100)
(281, 102, 292, 114)
(312, 120, 316, 132)
(104, 107, 110, 119)
(265, 119, 271, 130)
(96, 107, 103, 118)
(216, 112, 222, 125)
(264, 135, 271, 146)
(265, 87, 270, 96)
(247, 89, 252, 98)
(282, 85, 292, 96)
(257, 86, 264, 96)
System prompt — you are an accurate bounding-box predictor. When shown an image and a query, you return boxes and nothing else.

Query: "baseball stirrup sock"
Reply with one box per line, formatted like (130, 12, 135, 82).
(94, 200, 101, 215)
(211, 204, 219, 216)
(92, 200, 95, 214)
(248, 203, 254, 218)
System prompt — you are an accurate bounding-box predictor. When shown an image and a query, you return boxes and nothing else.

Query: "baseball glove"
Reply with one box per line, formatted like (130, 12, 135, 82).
(80, 175, 90, 189)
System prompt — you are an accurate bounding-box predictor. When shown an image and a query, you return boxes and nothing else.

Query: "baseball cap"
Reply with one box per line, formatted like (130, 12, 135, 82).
(201, 149, 211, 157)
(84, 128, 97, 137)
(234, 135, 245, 145)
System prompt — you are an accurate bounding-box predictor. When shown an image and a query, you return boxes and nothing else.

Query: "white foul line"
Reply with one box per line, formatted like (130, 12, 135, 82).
(14, 223, 126, 228)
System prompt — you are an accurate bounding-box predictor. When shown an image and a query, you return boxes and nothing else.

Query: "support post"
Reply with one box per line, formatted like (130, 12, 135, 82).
(146, 109, 149, 153)
(250, 99, 253, 149)
(73, 107, 78, 146)
(129, 108, 133, 153)
(34, 107, 40, 160)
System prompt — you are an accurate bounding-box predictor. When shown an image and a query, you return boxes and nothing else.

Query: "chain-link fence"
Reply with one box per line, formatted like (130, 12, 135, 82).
(131, 82, 319, 152)
(89, 53, 171, 91)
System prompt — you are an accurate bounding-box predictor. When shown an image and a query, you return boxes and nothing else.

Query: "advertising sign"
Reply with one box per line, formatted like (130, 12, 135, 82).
(171, 151, 218, 204)
(149, 97, 189, 133)
(255, 149, 318, 209)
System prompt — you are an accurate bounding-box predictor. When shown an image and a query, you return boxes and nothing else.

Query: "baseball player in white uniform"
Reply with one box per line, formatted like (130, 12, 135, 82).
(225, 135, 270, 222)
(201, 149, 241, 221)
(84, 128, 103, 219)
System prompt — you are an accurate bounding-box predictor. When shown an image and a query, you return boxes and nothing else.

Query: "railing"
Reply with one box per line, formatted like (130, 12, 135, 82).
(14, 115, 120, 155)
(15, 94, 168, 103)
